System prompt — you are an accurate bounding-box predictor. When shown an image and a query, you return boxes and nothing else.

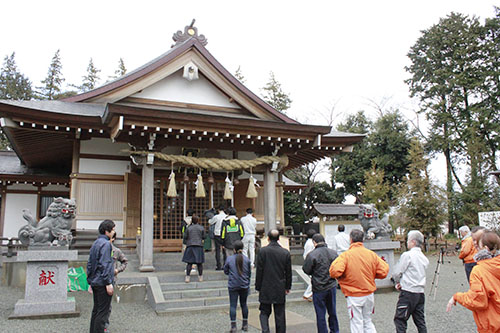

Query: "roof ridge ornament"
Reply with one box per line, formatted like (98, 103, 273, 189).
(172, 19, 208, 48)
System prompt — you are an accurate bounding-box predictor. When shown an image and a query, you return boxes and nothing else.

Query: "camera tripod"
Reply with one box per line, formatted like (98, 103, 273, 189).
(429, 247, 451, 300)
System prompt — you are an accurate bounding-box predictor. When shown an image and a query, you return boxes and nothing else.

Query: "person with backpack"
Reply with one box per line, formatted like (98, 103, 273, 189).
(224, 240, 251, 332)
(221, 207, 245, 260)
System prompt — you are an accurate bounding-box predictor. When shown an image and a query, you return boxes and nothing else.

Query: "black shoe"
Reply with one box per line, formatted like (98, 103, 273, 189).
(215, 267, 223, 271)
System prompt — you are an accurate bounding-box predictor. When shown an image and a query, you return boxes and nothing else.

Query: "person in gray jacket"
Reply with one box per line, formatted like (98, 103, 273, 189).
(302, 233, 339, 333)
(182, 215, 206, 283)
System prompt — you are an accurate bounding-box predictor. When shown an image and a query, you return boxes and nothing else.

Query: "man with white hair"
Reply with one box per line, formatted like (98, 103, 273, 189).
(392, 230, 429, 333)
(458, 225, 477, 283)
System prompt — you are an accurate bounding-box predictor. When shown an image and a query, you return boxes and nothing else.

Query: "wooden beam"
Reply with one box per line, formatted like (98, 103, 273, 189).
(110, 115, 124, 141)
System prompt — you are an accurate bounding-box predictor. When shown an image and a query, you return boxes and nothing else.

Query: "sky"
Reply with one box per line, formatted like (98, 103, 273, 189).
(0, 0, 498, 185)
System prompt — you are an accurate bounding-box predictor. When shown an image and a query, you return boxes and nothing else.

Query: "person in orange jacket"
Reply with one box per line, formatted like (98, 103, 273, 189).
(458, 225, 476, 282)
(329, 229, 389, 333)
(447, 230, 500, 333)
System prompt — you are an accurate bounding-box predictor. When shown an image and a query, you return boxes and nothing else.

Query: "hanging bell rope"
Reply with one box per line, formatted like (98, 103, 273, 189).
(195, 169, 206, 198)
(129, 151, 288, 171)
(246, 167, 258, 198)
(167, 162, 177, 197)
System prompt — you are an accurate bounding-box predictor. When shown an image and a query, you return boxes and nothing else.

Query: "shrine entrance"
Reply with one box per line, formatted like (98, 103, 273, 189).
(152, 177, 230, 251)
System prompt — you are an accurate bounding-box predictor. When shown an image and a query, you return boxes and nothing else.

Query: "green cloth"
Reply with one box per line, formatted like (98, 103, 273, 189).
(67, 266, 89, 292)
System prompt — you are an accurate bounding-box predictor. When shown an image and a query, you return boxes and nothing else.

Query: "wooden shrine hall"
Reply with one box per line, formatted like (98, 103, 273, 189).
(0, 22, 363, 271)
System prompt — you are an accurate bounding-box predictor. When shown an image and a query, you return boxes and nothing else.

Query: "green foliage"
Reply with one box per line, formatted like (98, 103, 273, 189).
(74, 58, 101, 92)
(108, 58, 127, 81)
(361, 161, 390, 214)
(0, 130, 9, 150)
(39, 50, 64, 100)
(261, 71, 292, 113)
(0, 52, 34, 100)
(406, 11, 500, 232)
(369, 111, 413, 189)
(234, 66, 246, 84)
(284, 164, 342, 225)
(331, 111, 373, 202)
(397, 139, 446, 236)
(331, 110, 413, 203)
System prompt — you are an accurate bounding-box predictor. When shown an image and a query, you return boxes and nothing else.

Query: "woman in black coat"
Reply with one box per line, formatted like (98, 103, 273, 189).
(182, 215, 205, 283)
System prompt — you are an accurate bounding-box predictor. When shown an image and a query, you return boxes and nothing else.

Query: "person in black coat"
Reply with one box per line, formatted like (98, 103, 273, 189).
(302, 233, 339, 333)
(182, 215, 205, 283)
(255, 229, 292, 333)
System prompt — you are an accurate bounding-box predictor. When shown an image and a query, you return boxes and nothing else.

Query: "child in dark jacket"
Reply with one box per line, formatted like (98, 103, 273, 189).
(224, 240, 251, 332)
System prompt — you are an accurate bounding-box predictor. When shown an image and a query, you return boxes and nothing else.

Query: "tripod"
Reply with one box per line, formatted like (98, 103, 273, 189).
(429, 247, 445, 300)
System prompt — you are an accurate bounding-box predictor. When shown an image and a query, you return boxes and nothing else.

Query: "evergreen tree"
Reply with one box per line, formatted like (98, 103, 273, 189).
(234, 66, 246, 84)
(0, 52, 34, 100)
(397, 139, 446, 236)
(406, 11, 500, 232)
(39, 50, 64, 100)
(74, 58, 101, 92)
(108, 58, 127, 81)
(261, 71, 292, 113)
(331, 111, 373, 203)
(361, 161, 390, 214)
(369, 110, 413, 191)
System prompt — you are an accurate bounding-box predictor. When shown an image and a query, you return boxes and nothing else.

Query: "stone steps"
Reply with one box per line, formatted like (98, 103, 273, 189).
(162, 282, 306, 300)
(147, 269, 308, 314)
(155, 289, 306, 312)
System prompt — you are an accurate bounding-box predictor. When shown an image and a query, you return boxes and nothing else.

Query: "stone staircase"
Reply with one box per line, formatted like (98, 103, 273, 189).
(146, 268, 308, 314)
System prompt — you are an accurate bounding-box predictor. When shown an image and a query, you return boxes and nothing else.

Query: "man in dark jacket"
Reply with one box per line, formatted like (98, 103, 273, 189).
(303, 233, 339, 333)
(255, 229, 292, 333)
(87, 219, 116, 333)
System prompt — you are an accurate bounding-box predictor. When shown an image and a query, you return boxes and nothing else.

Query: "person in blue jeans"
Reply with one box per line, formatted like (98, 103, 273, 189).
(224, 240, 251, 332)
(302, 233, 339, 333)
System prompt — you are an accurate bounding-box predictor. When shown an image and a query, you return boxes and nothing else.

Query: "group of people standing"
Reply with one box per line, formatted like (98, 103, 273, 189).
(180, 205, 257, 283)
(447, 225, 500, 332)
(302, 227, 432, 333)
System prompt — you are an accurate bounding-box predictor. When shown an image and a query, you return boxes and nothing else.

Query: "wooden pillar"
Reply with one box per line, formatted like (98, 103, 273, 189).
(70, 140, 80, 229)
(140, 162, 155, 272)
(263, 166, 277, 234)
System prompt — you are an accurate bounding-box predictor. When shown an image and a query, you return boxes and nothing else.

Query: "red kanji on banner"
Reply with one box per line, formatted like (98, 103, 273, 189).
(39, 270, 55, 286)
(380, 256, 387, 262)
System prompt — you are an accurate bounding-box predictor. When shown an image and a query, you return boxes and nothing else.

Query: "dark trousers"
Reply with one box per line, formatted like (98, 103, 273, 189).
(186, 263, 203, 276)
(394, 290, 427, 333)
(229, 288, 249, 321)
(259, 302, 286, 333)
(464, 262, 476, 283)
(90, 285, 113, 333)
(215, 236, 226, 269)
(313, 287, 339, 333)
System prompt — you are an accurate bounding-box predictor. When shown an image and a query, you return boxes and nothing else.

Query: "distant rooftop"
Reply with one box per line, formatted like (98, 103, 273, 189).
(313, 203, 360, 216)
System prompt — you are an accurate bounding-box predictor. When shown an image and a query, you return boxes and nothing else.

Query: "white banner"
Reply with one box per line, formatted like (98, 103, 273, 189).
(478, 211, 500, 231)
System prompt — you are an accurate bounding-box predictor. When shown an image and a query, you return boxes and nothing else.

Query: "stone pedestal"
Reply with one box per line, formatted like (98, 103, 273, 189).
(10, 247, 80, 319)
(364, 240, 400, 289)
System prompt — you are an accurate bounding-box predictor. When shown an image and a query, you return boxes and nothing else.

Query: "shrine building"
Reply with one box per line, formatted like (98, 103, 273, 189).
(0, 23, 363, 271)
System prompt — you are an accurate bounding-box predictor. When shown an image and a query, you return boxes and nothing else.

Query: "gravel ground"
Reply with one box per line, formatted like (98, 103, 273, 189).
(0, 254, 478, 332)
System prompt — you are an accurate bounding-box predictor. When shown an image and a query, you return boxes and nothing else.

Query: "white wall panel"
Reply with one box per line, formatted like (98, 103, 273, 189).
(80, 138, 130, 156)
(3, 193, 38, 239)
(79, 158, 130, 175)
(132, 69, 239, 108)
(76, 220, 124, 237)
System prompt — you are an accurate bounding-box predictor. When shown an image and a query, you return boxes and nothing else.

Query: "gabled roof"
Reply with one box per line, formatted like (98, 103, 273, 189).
(64, 38, 297, 124)
(0, 24, 366, 170)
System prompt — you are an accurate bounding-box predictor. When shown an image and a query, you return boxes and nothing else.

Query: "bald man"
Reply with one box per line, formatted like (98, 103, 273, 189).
(255, 229, 292, 333)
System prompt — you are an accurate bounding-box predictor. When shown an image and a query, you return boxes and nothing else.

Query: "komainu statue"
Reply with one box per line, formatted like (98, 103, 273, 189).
(358, 204, 392, 240)
(18, 197, 76, 246)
